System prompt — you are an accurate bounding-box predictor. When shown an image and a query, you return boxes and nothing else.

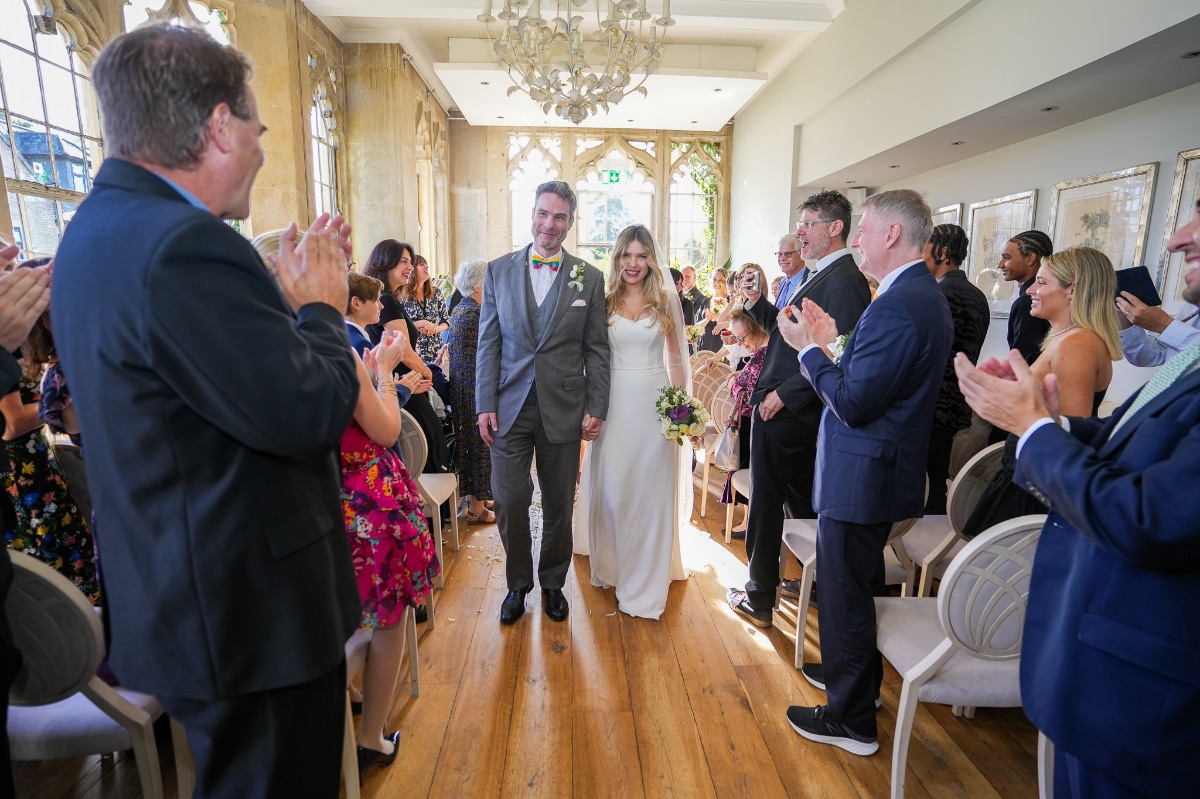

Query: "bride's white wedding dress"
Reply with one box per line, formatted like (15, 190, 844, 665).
(574, 312, 689, 620)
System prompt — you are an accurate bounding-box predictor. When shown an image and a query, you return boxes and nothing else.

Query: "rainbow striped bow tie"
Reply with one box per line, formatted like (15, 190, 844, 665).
(532, 255, 561, 271)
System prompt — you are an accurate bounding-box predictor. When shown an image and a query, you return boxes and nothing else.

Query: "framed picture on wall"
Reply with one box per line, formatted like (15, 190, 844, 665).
(931, 203, 962, 227)
(1047, 162, 1158, 271)
(965, 190, 1037, 317)
(1156, 148, 1200, 311)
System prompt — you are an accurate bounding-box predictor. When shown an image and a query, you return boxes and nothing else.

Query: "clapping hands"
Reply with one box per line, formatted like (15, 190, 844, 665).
(954, 349, 1061, 435)
(776, 298, 838, 354)
(275, 213, 353, 314)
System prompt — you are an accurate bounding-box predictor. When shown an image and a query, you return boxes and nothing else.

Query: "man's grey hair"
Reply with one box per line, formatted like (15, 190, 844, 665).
(777, 233, 801, 251)
(860, 189, 932, 251)
(454, 258, 489, 296)
(92, 23, 254, 170)
(534, 180, 577, 217)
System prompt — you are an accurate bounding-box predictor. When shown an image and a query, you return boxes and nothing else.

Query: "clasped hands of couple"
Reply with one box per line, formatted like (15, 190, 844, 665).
(478, 412, 601, 448)
(774, 296, 1058, 437)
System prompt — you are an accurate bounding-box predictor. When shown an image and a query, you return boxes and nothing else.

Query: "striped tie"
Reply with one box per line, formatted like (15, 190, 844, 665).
(531, 255, 561, 272)
(1110, 339, 1200, 436)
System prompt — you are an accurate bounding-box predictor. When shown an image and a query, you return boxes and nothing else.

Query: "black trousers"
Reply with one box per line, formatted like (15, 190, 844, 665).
(160, 659, 347, 799)
(744, 408, 818, 610)
(815, 516, 891, 738)
(924, 426, 957, 515)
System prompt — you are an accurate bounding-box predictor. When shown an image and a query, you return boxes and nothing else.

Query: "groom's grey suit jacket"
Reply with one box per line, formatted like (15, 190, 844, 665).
(476, 245, 611, 444)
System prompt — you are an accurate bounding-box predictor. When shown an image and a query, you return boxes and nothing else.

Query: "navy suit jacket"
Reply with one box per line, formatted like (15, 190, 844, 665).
(1015, 369, 1200, 794)
(800, 262, 952, 524)
(51, 159, 362, 701)
(346, 321, 371, 356)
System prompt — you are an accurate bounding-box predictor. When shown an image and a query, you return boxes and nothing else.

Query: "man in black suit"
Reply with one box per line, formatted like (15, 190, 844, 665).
(52, 26, 362, 797)
(779, 189, 952, 755)
(728, 191, 871, 628)
(0, 250, 51, 798)
(670, 267, 696, 330)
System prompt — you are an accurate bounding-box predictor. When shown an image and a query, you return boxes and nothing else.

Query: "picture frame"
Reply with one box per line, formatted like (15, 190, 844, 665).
(1155, 148, 1200, 311)
(931, 203, 962, 227)
(1047, 162, 1158, 272)
(965, 190, 1037, 317)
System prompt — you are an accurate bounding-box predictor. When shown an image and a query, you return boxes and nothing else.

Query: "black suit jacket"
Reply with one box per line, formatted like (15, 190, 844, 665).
(1008, 276, 1049, 364)
(52, 159, 362, 701)
(746, 254, 871, 422)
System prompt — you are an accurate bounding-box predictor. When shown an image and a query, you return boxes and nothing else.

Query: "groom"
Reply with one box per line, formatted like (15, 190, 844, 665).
(476, 180, 611, 624)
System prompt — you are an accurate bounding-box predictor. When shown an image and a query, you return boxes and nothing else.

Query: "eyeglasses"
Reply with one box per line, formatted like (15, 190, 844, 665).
(732, 334, 748, 342)
(775, 250, 800, 258)
(797, 219, 833, 230)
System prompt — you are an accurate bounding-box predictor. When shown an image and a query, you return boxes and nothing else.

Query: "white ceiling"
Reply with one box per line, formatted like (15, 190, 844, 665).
(304, 0, 844, 130)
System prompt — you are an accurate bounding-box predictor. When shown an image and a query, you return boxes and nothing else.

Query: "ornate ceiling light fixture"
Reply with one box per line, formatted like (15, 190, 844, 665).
(479, 0, 675, 125)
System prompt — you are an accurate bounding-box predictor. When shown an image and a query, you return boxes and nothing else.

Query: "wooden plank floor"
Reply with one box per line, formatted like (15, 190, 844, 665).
(14, 471, 1038, 799)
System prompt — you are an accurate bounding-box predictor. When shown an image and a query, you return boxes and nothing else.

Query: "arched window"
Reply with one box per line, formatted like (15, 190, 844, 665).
(508, 134, 563, 251)
(310, 82, 339, 218)
(0, 0, 102, 259)
(669, 141, 722, 284)
(575, 149, 655, 273)
(124, 0, 232, 45)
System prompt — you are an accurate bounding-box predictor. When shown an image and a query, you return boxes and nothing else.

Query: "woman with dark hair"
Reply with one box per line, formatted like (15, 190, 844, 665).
(362, 240, 450, 473)
(1, 259, 97, 603)
(400, 254, 449, 363)
(922, 224, 990, 513)
(697, 267, 729, 352)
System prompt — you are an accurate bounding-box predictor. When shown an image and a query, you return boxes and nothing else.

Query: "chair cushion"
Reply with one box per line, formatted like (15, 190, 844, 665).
(8, 688, 162, 760)
(730, 469, 751, 494)
(900, 516, 952, 563)
(876, 598, 1022, 708)
(781, 520, 818, 562)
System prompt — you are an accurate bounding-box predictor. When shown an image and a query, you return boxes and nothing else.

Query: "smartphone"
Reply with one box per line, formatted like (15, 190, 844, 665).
(746, 271, 760, 294)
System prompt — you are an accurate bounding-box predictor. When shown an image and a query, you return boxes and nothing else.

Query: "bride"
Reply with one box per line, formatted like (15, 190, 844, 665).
(573, 224, 691, 619)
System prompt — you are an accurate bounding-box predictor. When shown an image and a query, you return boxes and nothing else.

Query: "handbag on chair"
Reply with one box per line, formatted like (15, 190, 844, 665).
(712, 423, 740, 471)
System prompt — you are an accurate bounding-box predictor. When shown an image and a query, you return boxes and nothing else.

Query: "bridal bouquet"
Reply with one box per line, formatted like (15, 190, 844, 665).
(685, 324, 705, 345)
(656, 386, 709, 446)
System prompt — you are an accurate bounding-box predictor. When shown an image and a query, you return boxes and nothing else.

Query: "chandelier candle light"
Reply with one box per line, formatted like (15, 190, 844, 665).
(479, 0, 675, 125)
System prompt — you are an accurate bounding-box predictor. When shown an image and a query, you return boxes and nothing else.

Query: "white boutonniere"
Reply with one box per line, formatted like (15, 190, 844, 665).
(828, 331, 851, 364)
(568, 263, 585, 293)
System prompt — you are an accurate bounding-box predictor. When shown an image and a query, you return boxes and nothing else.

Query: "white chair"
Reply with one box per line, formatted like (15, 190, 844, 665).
(5, 551, 191, 799)
(689, 350, 717, 370)
(875, 514, 1045, 799)
(948, 412, 991, 478)
(1038, 731, 1054, 799)
(1097, 400, 1119, 418)
(780, 516, 917, 670)
(893, 442, 1005, 597)
(690, 362, 734, 517)
(723, 468, 750, 544)
(398, 408, 460, 599)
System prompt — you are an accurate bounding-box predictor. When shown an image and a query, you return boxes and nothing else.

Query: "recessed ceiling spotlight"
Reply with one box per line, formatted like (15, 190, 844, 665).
(1181, 50, 1200, 59)
(481, 81, 490, 85)
(497, 115, 504, 119)
(889, 165, 900, 168)
(1041, 105, 1060, 112)
(846, 180, 856, 184)
(628, 119, 634, 122)
(951, 140, 966, 145)
(714, 88, 722, 92)
(691, 120, 698, 124)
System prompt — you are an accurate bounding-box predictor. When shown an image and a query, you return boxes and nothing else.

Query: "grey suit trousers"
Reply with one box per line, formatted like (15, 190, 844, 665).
(490, 389, 579, 591)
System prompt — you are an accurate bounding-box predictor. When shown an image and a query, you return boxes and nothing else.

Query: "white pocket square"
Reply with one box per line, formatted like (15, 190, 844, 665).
(571, 299, 587, 307)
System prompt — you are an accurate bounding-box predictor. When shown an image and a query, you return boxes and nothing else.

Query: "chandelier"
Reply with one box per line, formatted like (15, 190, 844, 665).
(479, 0, 675, 125)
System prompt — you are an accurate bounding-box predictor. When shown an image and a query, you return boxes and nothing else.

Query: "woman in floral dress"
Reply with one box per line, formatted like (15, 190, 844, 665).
(399, 254, 449, 363)
(340, 327, 440, 774)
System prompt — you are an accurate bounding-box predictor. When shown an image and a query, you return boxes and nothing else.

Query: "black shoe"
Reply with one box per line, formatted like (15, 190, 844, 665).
(729, 527, 746, 540)
(543, 588, 569, 622)
(500, 587, 531, 624)
(357, 730, 401, 775)
(727, 588, 772, 628)
(801, 662, 826, 690)
(780, 579, 802, 600)
(414, 604, 428, 624)
(350, 699, 362, 715)
(786, 705, 878, 756)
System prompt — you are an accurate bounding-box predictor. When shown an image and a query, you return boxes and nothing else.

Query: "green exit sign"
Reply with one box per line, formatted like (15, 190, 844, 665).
(601, 169, 630, 185)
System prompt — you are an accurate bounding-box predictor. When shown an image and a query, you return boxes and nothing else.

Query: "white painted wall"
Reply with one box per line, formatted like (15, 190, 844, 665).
(881, 82, 1200, 404)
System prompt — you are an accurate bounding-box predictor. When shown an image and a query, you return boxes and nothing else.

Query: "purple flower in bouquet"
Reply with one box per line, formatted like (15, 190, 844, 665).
(669, 405, 692, 422)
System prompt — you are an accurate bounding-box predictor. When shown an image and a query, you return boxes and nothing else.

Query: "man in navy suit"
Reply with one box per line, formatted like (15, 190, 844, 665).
(777, 190, 952, 755)
(955, 200, 1200, 798)
(52, 25, 361, 797)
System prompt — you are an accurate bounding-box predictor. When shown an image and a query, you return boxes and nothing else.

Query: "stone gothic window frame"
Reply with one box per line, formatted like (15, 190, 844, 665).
(0, 0, 105, 260)
(502, 128, 731, 270)
(306, 50, 343, 226)
(668, 139, 725, 283)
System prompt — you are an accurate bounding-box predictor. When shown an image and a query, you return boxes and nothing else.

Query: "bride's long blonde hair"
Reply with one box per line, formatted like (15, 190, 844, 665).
(605, 224, 675, 335)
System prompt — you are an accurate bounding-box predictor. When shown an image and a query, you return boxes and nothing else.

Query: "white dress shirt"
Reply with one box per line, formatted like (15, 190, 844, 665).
(1120, 303, 1200, 367)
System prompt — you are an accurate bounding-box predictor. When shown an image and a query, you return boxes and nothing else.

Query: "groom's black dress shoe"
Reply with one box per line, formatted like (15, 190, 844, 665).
(543, 588, 569, 622)
(500, 587, 531, 624)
